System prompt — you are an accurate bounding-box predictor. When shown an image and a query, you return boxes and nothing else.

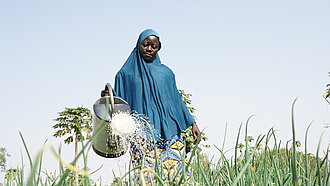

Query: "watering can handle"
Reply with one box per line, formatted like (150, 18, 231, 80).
(106, 83, 115, 116)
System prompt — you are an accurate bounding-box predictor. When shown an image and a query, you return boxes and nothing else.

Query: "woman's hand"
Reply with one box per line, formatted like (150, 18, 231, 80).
(101, 86, 109, 97)
(191, 123, 201, 144)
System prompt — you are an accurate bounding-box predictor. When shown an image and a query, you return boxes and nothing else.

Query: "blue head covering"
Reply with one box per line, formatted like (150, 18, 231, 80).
(114, 29, 195, 141)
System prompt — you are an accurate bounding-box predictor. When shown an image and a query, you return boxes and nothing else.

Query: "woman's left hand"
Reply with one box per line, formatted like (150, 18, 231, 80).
(191, 123, 201, 144)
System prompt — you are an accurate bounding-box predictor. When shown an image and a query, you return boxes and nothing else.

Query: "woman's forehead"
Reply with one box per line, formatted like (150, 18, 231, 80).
(142, 35, 160, 43)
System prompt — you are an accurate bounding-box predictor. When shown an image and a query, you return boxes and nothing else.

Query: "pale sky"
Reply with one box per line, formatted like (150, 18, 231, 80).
(0, 0, 330, 184)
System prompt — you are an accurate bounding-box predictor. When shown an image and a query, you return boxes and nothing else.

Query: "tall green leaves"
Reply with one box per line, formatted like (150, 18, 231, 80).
(291, 98, 298, 185)
(2, 101, 330, 185)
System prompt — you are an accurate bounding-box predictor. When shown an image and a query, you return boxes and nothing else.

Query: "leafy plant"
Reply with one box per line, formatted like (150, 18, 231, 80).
(178, 89, 197, 120)
(179, 89, 209, 153)
(324, 72, 330, 104)
(52, 106, 93, 185)
(0, 147, 10, 172)
(4, 168, 21, 185)
(3, 106, 330, 185)
(324, 72, 330, 129)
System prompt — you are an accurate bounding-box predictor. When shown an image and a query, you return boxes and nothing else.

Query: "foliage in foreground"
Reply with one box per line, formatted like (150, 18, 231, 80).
(2, 101, 330, 185)
(0, 147, 10, 172)
(3, 127, 330, 186)
(325, 72, 330, 101)
(52, 107, 93, 185)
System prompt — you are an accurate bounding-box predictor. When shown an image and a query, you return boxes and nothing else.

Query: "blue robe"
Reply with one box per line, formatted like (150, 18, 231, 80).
(114, 29, 195, 141)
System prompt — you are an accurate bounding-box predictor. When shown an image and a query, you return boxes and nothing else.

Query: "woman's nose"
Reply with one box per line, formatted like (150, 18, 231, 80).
(146, 45, 152, 51)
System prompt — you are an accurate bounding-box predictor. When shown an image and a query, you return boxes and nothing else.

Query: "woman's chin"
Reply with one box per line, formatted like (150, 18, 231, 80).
(143, 58, 153, 62)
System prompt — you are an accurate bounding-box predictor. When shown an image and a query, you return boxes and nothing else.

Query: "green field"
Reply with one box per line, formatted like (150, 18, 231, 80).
(2, 102, 330, 186)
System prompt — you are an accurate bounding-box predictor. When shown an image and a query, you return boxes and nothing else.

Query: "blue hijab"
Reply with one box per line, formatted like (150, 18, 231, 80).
(114, 29, 195, 141)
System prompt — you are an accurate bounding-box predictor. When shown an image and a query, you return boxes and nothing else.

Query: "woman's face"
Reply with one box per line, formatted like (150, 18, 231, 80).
(139, 35, 160, 62)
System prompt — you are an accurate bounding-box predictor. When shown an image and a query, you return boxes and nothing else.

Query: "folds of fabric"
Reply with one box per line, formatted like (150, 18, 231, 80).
(114, 29, 195, 141)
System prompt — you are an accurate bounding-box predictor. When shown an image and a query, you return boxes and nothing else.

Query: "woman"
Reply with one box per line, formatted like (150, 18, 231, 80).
(102, 29, 200, 179)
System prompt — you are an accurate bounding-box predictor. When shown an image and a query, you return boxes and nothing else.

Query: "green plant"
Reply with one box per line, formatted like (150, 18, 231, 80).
(4, 168, 21, 185)
(53, 107, 92, 157)
(179, 89, 209, 152)
(0, 147, 10, 172)
(324, 72, 330, 105)
(3, 100, 330, 185)
(178, 89, 196, 120)
(52, 106, 93, 185)
(324, 72, 330, 129)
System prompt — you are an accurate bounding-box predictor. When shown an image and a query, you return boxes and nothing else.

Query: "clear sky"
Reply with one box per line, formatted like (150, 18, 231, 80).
(1, 0, 330, 184)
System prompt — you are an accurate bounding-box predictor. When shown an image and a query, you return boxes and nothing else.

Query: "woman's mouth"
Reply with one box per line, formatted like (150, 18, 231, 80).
(144, 53, 152, 58)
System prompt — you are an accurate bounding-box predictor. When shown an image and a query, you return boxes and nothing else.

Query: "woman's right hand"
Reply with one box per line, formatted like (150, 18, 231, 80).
(100, 86, 109, 97)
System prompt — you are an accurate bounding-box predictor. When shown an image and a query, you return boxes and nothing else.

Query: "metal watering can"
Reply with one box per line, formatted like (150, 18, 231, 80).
(92, 83, 131, 158)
